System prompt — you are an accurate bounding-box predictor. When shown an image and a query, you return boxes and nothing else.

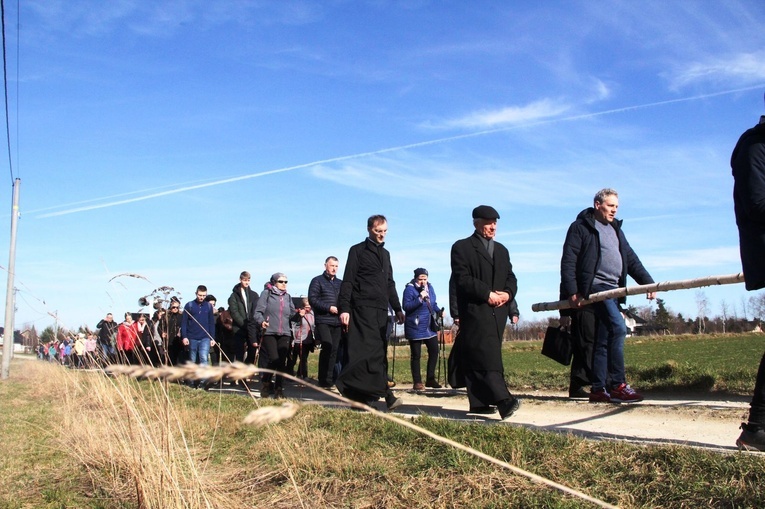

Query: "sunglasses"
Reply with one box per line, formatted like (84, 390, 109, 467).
(276, 280, 288, 284)
(170, 307, 179, 310)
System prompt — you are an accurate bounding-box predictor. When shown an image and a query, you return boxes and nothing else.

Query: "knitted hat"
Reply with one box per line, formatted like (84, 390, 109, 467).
(414, 268, 428, 278)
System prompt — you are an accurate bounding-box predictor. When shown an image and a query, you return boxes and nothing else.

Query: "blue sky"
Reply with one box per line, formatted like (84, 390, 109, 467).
(2, 0, 765, 332)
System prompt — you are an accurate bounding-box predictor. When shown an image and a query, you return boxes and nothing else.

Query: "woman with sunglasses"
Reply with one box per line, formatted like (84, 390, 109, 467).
(254, 273, 301, 398)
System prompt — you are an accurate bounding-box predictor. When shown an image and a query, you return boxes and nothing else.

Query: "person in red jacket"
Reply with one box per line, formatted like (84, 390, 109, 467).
(117, 312, 139, 364)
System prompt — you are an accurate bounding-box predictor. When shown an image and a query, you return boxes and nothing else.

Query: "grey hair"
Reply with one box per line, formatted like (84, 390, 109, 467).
(594, 188, 618, 204)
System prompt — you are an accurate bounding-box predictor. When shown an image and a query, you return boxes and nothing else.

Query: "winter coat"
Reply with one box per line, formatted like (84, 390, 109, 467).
(228, 283, 258, 335)
(731, 119, 765, 291)
(339, 238, 402, 314)
(308, 271, 343, 326)
(450, 232, 517, 373)
(254, 283, 299, 336)
(560, 207, 654, 309)
(117, 322, 138, 351)
(292, 311, 315, 345)
(402, 280, 441, 340)
(96, 319, 118, 346)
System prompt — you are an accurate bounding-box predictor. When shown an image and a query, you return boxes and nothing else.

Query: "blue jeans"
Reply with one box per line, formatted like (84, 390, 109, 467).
(590, 284, 627, 392)
(188, 338, 210, 366)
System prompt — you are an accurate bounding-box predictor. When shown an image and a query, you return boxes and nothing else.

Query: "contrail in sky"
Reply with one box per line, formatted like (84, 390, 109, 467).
(37, 84, 764, 218)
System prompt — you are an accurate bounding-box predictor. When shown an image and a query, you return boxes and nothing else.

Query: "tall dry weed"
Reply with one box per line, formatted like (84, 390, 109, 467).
(50, 364, 259, 508)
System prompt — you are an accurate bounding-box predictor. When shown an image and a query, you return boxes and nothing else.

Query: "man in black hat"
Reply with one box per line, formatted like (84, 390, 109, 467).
(448, 205, 520, 420)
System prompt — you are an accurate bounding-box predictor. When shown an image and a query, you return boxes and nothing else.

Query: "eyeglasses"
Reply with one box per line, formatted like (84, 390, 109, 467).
(276, 280, 288, 284)
(170, 307, 179, 310)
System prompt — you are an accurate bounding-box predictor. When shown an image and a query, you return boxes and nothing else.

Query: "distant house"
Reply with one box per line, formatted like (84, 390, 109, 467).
(623, 308, 669, 336)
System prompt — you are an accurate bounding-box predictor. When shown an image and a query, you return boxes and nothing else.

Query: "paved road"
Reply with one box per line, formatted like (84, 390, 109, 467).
(217, 380, 753, 453)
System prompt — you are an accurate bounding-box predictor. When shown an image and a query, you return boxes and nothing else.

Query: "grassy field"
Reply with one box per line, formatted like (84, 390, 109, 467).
(385, 332, 765, 394)
(1, 333, 764, 508)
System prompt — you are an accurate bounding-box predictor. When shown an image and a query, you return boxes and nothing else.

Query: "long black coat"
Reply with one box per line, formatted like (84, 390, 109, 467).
(732, 120, 765, 291)
(449, 233, 517, 382)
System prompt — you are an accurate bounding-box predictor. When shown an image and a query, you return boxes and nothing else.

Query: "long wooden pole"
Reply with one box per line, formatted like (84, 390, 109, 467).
(531, 273, 745, 312)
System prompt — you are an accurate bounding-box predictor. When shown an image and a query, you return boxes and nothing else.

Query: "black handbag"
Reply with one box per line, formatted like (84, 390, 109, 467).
(542, 326, 573, 366)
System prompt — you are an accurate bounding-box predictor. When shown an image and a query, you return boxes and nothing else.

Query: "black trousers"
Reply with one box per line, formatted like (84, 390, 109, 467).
(569, 307, 596, 389)
(316, 323, 342, 386)
(261, 334, 291, 388)
(750, 351, 765, 426)
(408, 335, 438, 384)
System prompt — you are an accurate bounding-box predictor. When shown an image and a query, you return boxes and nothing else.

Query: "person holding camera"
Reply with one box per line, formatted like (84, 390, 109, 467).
(402, 268, 442, 391)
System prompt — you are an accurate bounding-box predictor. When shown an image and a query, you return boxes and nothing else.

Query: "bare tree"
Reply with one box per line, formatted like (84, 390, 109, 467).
(695, 290, 709, 334)
(749, 293, 765, 325)
(720, 300, 729, 334)
(741, 296, 749, 321)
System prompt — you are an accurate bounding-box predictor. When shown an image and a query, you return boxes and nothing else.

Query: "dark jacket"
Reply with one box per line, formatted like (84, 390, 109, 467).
(308, 271, 343, 326)
(96, 319, 118, 346)
(228, 283, 258, 336)
(731, 119, 765, 291)
(159, 311, 182, 347)
(402, 280, 441, 340)
(181, 299, 216, 341)
(450, 232, 517, 374)
(560, 207, 654, 309)
(339, 238, 402, 314)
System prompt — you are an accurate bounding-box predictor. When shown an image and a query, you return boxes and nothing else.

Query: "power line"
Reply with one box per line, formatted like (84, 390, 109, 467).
(0, 0, 13, 184)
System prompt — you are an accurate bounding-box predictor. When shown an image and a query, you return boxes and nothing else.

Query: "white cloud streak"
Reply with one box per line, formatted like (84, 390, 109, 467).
(36, 85, 765, 218)
(434, 98, 571, 129)
(669, 51, 765, 89)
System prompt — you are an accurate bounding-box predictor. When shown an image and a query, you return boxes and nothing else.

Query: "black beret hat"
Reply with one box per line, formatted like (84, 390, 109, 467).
(472, 205, 500, 220)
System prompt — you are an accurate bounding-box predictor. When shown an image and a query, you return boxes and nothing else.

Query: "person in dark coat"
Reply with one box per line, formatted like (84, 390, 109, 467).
(160, 298, 184, 365)
(732, 98, 765, 451)
(308, 256, 343, 388)
(449, 205, 520, 420)
(96, 313, 119, 365)
(559, 281, 596, 399)
(561, 189, 655, 404)
(336, 214, 405, 410)
(227, 271, 258, 364)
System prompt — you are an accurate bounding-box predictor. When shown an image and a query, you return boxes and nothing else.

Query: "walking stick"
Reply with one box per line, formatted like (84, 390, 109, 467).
(390, 320, 397, 384)
(437, 312, 447, 386)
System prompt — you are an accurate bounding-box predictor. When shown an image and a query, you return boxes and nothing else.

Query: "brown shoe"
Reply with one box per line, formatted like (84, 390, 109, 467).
(413, 382, 425, 391)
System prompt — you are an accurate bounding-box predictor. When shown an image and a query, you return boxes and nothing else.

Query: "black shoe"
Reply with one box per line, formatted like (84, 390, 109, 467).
(385, 393, 403, 411)
(274, 387, 285, 399)
(468, 405, 497, 415)
(425, 378, 442, 389)
(498, 397, 521, 421)
(737, 423, 765, 451)
(568, 385, 590, 399)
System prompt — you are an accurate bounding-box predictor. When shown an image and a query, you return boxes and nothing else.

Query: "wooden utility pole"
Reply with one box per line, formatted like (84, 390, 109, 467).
(2, 178, 20, 379)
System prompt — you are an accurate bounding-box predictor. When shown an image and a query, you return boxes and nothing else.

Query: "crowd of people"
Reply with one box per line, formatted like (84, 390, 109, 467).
(33, 200, 653, 423)
(29, 92, 765, 452)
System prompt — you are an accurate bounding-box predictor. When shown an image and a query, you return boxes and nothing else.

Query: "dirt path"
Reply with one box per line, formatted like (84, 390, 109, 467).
(277, 382, 754, 453)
